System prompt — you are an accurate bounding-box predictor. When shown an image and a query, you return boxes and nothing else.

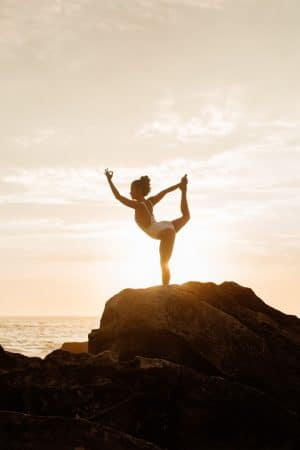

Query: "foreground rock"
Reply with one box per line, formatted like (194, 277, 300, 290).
(1, 280, 300, 450)
(0, 411, 161, 450)
(0, 347, 298, 450)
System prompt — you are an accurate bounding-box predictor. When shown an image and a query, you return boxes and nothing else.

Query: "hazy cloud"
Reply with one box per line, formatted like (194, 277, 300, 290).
(137, 103, 241, 141)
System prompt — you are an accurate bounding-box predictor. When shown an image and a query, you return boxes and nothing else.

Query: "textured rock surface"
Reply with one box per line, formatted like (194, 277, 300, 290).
(0, 411, 161, 450)
(89, 282, 300, 413)
(0, 347, 299, 450)
(1, 280, 300, 449)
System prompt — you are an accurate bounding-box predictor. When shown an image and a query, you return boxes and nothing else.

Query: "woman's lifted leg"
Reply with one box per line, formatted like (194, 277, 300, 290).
(172, 174, 190, 233)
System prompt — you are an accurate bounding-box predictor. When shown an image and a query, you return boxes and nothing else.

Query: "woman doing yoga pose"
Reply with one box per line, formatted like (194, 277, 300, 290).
(104, 168, 190, 285)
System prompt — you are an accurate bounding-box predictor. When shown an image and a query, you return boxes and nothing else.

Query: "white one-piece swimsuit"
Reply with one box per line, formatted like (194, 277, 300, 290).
(137, 199, 175, 240)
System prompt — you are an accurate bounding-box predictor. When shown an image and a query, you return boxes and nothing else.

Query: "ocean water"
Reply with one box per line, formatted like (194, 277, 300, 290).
(0, 316, 98, 358)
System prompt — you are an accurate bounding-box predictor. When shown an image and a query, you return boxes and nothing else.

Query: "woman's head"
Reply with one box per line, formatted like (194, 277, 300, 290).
(130, 175, 151, 199)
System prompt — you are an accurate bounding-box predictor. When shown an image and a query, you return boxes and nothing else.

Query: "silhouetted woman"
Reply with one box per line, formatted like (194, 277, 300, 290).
(104, 168, 190, 285)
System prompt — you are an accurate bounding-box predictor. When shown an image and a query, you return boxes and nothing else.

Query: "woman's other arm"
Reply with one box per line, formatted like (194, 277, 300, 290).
(148, 182, 180, 206)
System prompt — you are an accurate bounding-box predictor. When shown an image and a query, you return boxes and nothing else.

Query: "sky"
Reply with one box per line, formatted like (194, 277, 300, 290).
(0, 0, 299, 317)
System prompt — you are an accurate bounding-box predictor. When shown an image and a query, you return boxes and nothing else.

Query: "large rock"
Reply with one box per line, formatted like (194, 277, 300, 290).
(88, 281, 300, 412)
(1, 281, 300, 450)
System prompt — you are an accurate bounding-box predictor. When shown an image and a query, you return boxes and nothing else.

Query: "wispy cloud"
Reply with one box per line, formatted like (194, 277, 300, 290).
(249, 120, 300, 129)
(137, 99, 242, 142)
(0, 217, 132, 263)
(137, 109, 236, 140)
(0, 218, 129, 237)
(0, 167, 104, 205)
(10, 128, 57, 148)
(0, 0, 229, 53)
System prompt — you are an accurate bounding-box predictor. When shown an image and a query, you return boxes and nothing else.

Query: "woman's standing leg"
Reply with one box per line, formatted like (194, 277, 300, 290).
(159, 228, 176, 285)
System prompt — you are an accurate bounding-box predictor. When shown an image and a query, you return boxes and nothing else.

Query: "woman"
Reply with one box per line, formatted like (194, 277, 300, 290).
(104, 168, 190, 286)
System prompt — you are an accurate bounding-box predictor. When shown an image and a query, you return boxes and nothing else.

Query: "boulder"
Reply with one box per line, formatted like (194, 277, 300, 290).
(88, 281, 300, 412)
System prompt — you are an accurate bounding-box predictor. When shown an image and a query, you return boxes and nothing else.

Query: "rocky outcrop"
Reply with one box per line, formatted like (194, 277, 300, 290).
(1, 280, 300, 450)
(89, 281, 300, 413)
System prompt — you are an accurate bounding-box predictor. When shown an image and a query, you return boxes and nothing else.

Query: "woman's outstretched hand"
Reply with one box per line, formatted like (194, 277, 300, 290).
(104, 168, 114, 181)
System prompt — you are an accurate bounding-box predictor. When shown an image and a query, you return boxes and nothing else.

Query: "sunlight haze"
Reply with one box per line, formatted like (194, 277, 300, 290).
(0, 0, 299, 317)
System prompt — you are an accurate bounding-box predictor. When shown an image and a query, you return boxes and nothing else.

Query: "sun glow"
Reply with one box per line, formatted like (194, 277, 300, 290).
(120, 223, 221, 288)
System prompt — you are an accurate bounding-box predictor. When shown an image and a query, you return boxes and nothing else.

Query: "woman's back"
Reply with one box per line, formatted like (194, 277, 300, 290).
(134, 199, 155, 230)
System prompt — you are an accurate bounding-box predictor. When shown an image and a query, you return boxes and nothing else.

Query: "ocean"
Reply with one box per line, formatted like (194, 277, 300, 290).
(0, 316, 98, 358)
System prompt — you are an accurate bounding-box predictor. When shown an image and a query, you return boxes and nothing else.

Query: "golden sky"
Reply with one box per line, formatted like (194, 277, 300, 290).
(0, 0, 299, 316)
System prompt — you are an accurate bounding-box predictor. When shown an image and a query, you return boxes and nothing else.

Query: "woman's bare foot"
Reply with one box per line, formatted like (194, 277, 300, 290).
(179, 174, 188, 192)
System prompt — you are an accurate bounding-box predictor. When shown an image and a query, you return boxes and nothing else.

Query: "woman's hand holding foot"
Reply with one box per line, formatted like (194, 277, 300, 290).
(179, 174, 188, 191)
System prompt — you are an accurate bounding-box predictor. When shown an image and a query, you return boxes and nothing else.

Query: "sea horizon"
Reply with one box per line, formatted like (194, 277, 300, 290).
(0, 316, 98, 358)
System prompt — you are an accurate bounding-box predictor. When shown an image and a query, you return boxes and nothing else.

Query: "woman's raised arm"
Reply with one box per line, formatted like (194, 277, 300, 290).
(104, 168, 138, 209)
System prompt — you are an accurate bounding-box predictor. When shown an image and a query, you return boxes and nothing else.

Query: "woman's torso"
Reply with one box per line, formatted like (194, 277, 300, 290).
(134, 199, 155, 230)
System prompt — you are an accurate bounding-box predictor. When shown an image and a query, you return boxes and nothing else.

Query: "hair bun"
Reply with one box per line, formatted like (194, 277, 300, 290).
(138, 175, 151, 195)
